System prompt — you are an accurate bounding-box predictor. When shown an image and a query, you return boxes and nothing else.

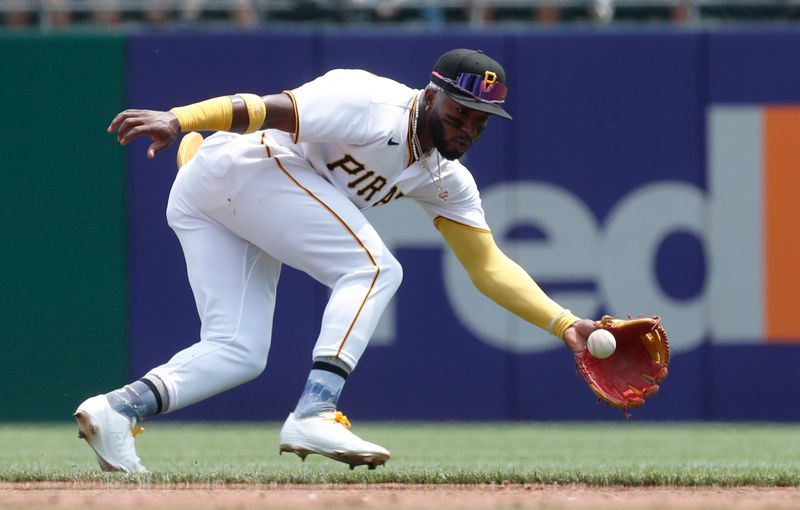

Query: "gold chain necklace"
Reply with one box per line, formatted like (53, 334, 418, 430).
(412, 94, 448, 202)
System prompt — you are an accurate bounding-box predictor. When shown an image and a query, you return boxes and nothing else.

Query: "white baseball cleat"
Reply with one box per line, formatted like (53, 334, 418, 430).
(74, 395, 148, 473)
(279, 411, 390, 470)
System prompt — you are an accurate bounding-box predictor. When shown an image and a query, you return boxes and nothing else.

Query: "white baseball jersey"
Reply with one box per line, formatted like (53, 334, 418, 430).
(144, 68, 491, 412)
(274, 69, 490, 231)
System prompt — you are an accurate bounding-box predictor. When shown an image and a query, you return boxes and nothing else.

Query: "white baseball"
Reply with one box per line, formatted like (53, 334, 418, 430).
(587, 329, 616, 359)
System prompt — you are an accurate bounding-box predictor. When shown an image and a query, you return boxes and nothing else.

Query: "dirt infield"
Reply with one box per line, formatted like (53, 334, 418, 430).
(2, 483, 800, 510)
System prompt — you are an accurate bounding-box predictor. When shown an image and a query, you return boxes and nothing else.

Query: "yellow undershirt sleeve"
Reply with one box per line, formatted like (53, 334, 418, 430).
(169, 94, 266, 134)
(170, 96, 234, 133)
(436, 217, 581, 340)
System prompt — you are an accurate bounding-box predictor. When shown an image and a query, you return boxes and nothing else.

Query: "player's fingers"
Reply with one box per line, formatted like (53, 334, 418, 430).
(115, 115, 144, 138)
(572, 319, 596, 338)
(108, 109, 152, 133)
(118, 121, 151, 145)
(562, 328, 586, 356)
(108, 111, 130, 133)
(563, 319, 594, 356)
(146, 143, 165, 159)
(108, 109, 143, 133)
(147, 136, 173, 158)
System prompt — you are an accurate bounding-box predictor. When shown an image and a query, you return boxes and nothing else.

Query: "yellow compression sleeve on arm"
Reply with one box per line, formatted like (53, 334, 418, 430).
(169, 94, 266, 134)
(436, 217, 581, 340)
(170, 96, 233, 132)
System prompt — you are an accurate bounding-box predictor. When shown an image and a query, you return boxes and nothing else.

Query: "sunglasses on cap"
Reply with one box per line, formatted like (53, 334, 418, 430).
(432, 70, 508, 104)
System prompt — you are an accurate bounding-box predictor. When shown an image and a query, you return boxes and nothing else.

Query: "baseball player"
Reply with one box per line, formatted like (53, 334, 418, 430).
(75, 48, 595, 473)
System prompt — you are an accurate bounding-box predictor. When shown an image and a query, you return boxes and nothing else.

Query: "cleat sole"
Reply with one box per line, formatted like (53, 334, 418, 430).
(280, 443, 388, 469)
(279, 445, 310, 461)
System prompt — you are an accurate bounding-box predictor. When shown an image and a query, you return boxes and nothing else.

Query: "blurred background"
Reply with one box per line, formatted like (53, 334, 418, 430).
(4, 0, 800, 28)
(1, 0, 799, 423)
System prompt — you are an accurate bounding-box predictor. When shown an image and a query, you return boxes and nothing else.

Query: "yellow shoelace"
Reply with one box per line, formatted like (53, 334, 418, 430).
(330, 411, 351, 429)
(132, 426, 145, 438)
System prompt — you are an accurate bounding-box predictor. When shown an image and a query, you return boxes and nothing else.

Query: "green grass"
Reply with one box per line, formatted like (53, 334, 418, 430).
(1, 421, 799, 486)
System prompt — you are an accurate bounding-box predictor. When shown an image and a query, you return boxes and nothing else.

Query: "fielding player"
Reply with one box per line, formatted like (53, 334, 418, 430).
(75, 49, 595, 473)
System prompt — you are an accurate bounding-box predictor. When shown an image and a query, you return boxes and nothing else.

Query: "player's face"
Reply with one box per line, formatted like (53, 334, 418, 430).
(429, 94, 489, 160)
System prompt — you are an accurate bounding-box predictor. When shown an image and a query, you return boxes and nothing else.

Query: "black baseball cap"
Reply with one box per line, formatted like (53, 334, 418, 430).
(431, 48, 512, 120)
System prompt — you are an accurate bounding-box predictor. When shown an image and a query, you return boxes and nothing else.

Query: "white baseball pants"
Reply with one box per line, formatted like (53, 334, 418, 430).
(147, 131, 402, 412)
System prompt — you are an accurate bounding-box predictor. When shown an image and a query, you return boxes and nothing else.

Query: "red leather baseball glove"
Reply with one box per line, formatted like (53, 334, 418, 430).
(576, 315, 670, 417)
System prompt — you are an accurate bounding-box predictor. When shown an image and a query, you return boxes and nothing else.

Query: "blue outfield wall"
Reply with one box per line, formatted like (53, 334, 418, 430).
(125, 28, 800, 422)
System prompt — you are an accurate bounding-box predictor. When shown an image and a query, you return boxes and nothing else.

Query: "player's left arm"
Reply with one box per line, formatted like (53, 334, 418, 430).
(436, 217, 594, 354)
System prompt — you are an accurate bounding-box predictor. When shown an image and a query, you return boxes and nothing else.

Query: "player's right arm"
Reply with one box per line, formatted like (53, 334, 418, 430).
(108, 93, 297, 159)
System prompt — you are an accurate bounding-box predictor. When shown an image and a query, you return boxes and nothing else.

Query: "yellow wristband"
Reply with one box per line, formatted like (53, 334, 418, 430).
(236, 93, 267, 133)
(170, 96, 233, 133)
(550, 309, 581, 339)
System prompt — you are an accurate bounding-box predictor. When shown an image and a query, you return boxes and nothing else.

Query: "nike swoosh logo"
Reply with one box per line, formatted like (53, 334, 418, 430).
(388, 138, 399, 146)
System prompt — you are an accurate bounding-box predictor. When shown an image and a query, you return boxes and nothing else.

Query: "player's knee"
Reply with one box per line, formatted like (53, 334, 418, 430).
(203, 333, 269, 380)
(234, 353, 268, 383)
(166, 203, 181, 230)
(378, 254, 403, 295)
(239, 355, 268, 381)
(165, 193, 190, 230)
(237, 336, 269, 379)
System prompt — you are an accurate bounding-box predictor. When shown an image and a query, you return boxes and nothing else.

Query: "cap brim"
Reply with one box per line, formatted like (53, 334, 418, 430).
(447, 93, 513, 120)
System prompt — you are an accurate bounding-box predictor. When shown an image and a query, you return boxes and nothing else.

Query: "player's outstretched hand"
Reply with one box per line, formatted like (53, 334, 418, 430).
(562, 319, 595, 357)
(108, 109, 181, 159)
